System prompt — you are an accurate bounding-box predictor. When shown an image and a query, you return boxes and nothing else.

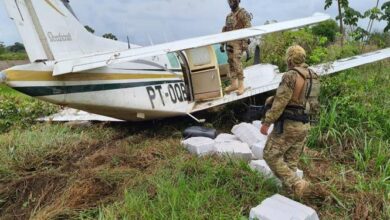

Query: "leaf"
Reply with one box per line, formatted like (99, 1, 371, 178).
(324, 0, 333, 10)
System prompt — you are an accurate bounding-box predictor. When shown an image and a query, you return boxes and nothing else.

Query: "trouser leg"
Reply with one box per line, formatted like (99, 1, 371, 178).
(284, 137, 306, 171)
(263, 121, 308, 189)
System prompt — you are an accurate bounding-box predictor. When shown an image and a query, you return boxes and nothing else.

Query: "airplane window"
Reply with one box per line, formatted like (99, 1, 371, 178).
(167, 53, 180, 68)
(188, 47, 211, 67)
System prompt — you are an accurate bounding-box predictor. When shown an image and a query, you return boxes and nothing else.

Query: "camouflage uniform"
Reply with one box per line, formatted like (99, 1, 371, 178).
(262, 46, 313, 191)
(222, 7, 252, 80)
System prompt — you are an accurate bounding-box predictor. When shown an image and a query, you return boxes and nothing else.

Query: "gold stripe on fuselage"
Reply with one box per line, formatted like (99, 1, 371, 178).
(5, 70, 182, 82)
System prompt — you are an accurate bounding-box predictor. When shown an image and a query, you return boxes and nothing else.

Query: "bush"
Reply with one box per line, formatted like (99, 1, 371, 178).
(367, 32, 390, 48)
(312, 20, 339, 43)
(260, 28, 326, 71)
(0, 88, 58, 133)
(0, 42, 5, 54)
(6, 42, 25, 53)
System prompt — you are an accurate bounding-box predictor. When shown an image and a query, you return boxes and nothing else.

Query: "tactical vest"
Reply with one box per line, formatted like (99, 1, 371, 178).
(224, 8, 252, 50)
(290, 67, 320, 118)
(225, 8, 250, 31)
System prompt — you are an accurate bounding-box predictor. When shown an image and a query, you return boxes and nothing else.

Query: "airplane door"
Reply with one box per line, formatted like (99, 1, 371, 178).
(185, 46, 223, 101)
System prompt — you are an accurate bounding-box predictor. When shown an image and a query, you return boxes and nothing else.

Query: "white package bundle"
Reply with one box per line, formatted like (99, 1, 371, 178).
(181, 137, 215, 156)
(250, 160, 304, 181)
(249, 194, 319, 220)
(215, 133, 239, 143)
(232, 123, 266, 146)
(249, 160, 274, 177)
(252, 120, 262, 129)
(214, 141, 253, 161)
(251, 142, 266, 160)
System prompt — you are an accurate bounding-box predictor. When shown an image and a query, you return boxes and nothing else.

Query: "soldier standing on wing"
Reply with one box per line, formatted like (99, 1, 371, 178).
(221, 0, 252, 95)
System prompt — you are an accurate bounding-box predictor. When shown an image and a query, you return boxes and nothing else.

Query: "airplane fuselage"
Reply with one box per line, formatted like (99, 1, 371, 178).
(2, 53, 193, 121)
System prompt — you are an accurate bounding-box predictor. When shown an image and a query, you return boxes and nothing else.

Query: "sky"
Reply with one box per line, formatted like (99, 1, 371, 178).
(0, 0, 387, 46)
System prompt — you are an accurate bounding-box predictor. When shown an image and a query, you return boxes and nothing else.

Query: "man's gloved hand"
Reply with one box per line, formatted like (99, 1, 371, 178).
(261, 123, 270, 136)
(220, 44, 226, 53)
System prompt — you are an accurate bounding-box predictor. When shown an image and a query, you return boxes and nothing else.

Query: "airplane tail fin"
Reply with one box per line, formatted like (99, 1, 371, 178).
(3, 0, 127, 62)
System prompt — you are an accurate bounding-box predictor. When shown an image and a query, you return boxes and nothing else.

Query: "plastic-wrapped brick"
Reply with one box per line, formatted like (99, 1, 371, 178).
(249, 194, 319, 220)
(214, 141, 253, 161)
(181, 137, 215, 156)
(215, 133, 240, 143)
(249, 160, 303, 180)
(251, 142, 266, 160)
(232, 123, 266, 146)
(252, 120, 262, 129)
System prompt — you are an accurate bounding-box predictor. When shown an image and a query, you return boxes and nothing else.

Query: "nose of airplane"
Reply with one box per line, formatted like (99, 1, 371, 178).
(0, 71, 6, 84)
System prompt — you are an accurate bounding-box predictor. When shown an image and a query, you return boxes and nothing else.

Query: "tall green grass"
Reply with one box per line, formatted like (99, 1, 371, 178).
(307, 63, 390, 219)
(84, 158, 278, 220)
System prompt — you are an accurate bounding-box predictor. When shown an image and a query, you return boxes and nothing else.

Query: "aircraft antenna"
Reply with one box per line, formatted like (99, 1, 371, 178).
(127, 36, 131, 49)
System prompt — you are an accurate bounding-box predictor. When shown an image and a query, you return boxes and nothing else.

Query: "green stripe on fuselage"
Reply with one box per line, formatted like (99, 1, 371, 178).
(13, 80, 184, 97)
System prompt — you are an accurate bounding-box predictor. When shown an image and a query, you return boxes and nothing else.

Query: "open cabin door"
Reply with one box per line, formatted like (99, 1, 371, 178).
(185, 46, 223, 101)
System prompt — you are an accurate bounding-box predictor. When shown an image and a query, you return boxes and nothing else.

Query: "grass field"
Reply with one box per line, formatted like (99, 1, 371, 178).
(0, 61, 389, 219)
(0, 52, 28, 61)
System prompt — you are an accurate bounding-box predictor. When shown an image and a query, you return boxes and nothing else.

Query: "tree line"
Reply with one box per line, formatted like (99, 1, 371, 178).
(325, 0, 390, 44)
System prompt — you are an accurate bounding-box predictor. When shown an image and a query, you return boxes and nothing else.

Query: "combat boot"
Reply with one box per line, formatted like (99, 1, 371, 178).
(225, 79, 238, 93)
(293, 180, 310, 198)
(237, 79, 245, 95)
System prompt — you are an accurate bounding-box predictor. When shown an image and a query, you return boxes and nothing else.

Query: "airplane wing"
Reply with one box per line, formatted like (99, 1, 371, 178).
(41, 48, 389, 122)
(192, 48, 390, 112)
(53, 13, 330, 76)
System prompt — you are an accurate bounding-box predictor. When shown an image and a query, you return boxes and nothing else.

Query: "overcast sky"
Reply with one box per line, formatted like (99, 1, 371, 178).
(0, 0, 387, 46)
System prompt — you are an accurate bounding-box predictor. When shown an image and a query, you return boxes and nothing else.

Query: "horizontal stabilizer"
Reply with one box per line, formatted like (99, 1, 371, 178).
(53, 13, 331, 75)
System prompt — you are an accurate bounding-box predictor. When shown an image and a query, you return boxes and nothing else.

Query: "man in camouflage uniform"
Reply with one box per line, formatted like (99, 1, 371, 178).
(261, 45, 318, 197)
(221, 0, 252, 95)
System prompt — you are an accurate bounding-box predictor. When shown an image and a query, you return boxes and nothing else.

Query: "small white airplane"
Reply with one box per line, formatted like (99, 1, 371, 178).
(0, 0, 389, 122)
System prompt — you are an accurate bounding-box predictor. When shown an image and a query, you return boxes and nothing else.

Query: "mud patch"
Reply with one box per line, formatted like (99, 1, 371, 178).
(0, 172, 68, 220)
(0, 131, 179, 219)
(353, 193, 384, 220)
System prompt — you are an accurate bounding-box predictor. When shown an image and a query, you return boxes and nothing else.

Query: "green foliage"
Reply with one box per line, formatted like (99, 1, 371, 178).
(260, 28, 327, 71)
(382, 2, 390, 32)
(0, 52, 28, 60)
(308, 47, 328, 64)
(6, 42, 25, 53)
(324, 0, 349, 10)
(364, 6, 383, 21)
(96, 158, 278, 219)
(340, 7, 364, 27)
(309, 64, 390, 144)
(351, 27, 369, 41)
(259, 26, 367, 71)
(0, 86, 58, 133)
(312, 20, 339, 43)
(0, 41, 27, 60)
(368, 32, 390, 48)
(0, 42, 5, 54)
(306, 64, 390, 219)
(102, 33, 118, 41)
(85, 25, 95, 34)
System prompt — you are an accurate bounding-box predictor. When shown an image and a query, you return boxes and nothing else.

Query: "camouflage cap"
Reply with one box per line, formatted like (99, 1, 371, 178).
(286, 45, 306, 66)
